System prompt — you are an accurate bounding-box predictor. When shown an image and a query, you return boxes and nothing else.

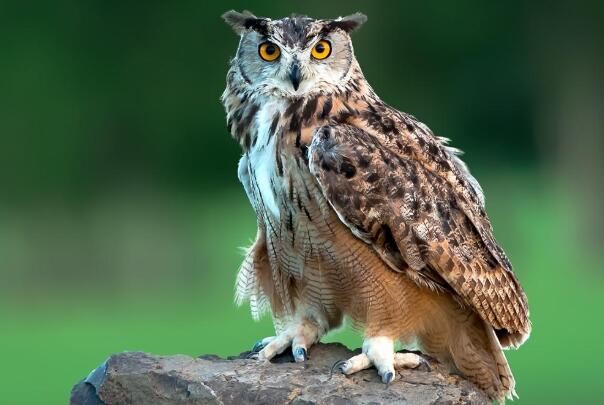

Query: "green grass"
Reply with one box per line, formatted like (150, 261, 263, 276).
(1, 178, 602, 404)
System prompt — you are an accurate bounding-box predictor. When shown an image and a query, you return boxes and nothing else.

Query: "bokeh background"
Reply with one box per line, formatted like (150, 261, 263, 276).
(1, 1, 602, 403)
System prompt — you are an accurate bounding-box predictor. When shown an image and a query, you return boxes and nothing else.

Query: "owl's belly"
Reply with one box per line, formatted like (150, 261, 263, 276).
(242, 141, 378, 314)
(241, 147, 422, 327)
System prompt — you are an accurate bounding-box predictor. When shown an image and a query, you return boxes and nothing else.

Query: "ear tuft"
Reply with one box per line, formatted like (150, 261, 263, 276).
(222, 10, 268, 35)
(330, 12, 367, 33)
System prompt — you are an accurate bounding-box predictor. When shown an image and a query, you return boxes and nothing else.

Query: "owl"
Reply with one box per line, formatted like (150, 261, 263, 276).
(221, 11, 530, 402)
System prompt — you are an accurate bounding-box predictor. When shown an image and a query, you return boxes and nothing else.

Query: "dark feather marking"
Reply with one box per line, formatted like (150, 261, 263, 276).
(382, 117, 396, 133)
(232, 107, 244, 124)
(409, 196, 420, 218)
(412, 228, 431, 261)
(286, 210, 293, 231)
(299, 144, 309, 163)
(241, 104, 259, 130)
(321, 159, 332, 172)
(319, 98, 332, 119)
(275, 144, 283, 176)
(303, 205, 312, 221)
(289, 112, 300, 132)
(390, 186, 404, 199)
(342, 100, 357, 115)
(408, 166, 419, 187)
(288, 175, 294, 201)
(428, 142, 440, 156)
(380, 224, 399, 257)
(340, 159, 357, 179)
(335, 110, 354, 123)
(352, 193, 361, 209)
(245, 19, 269, 36)
(302, 96, 319, 124)
(285, 98, 304, 117)
(293, 199, 313, 222)
(269, 113, 280, 138)
(365, 172, 379, 183)
(357, 152, 370, 168)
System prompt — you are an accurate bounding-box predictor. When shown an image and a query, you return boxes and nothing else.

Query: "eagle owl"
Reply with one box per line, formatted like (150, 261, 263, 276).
(221, 11, 530, 402)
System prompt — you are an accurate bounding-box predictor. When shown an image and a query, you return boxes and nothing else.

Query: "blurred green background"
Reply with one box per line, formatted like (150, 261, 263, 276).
(1, 1, 602, 404)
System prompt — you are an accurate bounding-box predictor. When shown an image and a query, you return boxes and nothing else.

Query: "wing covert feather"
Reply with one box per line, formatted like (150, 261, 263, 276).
(308, 124, 530, 337)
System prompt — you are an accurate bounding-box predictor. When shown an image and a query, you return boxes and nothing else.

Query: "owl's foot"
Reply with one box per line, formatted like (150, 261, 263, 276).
(331, 337, 424, 384)
(248, 318, 320, 363)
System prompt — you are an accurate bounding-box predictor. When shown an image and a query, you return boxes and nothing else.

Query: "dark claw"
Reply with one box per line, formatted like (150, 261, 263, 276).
(382, 371, 394, 385)
(329, 359, 348, 379)
(246, 351, 260, 360)
(251, 339, 266, 353)
(293, 347, 308, 362)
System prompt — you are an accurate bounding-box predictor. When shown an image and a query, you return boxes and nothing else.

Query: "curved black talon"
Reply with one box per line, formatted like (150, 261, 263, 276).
(329, 359, 348, 379)
(246, 351, 259, 360)
(251, 339, 265, 353)
(382, 371, 394, 386)
(293, 347, 308, 362)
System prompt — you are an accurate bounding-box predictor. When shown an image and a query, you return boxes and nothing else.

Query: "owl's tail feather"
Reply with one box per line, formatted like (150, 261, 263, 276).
(484, 324, 518, 402)
(498, 327, 531, 350)
(447, 315, 517, 404)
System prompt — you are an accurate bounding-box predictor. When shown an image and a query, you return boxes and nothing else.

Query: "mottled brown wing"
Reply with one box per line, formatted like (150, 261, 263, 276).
(308, 124, 531, 338)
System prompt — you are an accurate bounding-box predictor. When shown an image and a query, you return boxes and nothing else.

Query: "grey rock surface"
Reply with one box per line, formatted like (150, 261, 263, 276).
(70, 342, 488, 405)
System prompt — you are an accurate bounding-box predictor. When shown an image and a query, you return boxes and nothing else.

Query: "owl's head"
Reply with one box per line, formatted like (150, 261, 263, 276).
(223, 11, 366, 98)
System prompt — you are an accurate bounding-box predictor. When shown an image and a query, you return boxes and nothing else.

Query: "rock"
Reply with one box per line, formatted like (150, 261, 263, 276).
(70, 343, 488, 405)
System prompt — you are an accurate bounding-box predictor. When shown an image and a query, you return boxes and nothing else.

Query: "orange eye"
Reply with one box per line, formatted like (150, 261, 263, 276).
(311, 40, 331, 60)
(258, 42, 280, 61)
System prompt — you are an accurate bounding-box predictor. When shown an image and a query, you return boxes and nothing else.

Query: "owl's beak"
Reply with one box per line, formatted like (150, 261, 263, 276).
(288, 61, 301, 91)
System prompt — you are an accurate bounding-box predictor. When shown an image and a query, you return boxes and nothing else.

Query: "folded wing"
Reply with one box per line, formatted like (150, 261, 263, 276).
(308, 124, 530, 344)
